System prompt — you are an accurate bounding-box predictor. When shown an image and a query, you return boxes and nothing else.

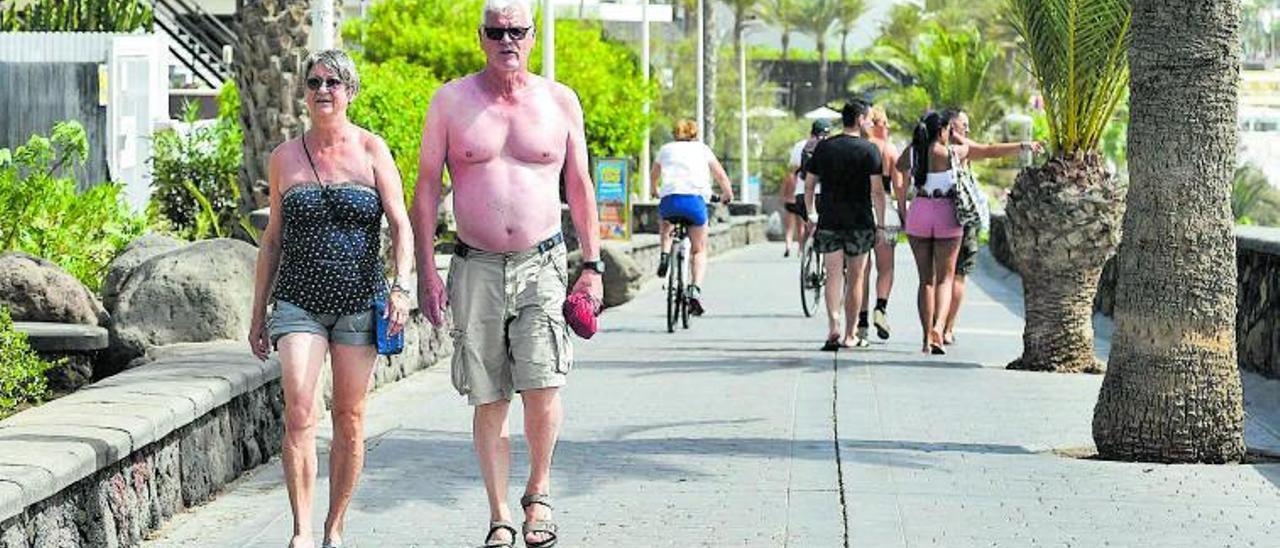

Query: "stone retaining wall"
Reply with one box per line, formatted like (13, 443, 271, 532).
(990, 212, 1280, 379)
(0, 217, 768, 547)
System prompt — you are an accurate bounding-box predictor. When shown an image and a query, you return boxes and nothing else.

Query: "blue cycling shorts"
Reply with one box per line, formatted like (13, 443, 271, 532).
(658, 194, 708, 226)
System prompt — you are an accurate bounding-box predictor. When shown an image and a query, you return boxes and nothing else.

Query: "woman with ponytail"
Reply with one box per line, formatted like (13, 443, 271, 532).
(896, 111, 1040, 354)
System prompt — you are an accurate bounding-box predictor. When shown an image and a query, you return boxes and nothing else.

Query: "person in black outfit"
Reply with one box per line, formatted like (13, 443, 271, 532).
(803, 100, 886, 350)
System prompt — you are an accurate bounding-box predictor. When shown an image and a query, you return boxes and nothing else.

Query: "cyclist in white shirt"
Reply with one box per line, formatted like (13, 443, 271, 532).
(783, 120, 830, 255)
(650, 119, 735, 316)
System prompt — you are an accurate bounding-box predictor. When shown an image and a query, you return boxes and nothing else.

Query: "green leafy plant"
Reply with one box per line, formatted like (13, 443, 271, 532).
(0, 121, 146, 291)
(348, 58, 443, 200)
(150, 85, 249, 241)
(0, 307, 58, 419)
(1007, 0, 1132, 156)
(0, 0, 152, 32)
(1233, 162, 1273, 223)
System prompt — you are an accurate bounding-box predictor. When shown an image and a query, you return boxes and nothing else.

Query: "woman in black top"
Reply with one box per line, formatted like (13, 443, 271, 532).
(248, 49, 414, 548)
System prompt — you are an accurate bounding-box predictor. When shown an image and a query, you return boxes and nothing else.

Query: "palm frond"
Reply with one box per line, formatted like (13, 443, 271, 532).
(1007, 0, 1131, 156)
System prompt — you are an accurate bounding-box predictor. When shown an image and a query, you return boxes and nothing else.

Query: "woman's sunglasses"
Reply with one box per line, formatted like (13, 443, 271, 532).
(306, 77, 344, 91)
(482, 26, 532, 41)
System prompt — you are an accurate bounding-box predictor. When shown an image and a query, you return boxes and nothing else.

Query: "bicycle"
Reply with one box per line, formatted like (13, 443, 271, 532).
(665, 218, 693, 333)
(664, 195, 722, 333)
(799, 225, 826, 318)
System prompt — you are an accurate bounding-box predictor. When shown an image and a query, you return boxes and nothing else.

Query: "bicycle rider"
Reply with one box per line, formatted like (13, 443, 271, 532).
(783, 119, 832, 256)
(651, 119, 735, 316)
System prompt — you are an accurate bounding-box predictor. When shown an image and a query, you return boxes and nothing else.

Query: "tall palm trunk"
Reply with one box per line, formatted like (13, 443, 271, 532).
(1092, 0, 1245, 463)
(816, 36, 828, 103)
(703, 0, 717, 149)
(1005, 155, 1125, 373)
(780, 30, 790, 61)
(235, 0, 312, 212)
(840, 30, 848, 64)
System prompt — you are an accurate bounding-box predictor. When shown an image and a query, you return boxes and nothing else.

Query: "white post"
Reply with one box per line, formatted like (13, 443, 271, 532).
(543, 0, 555, 80)
(309, 0, 336, 51)
(739, 27, 749, 203)
(641, 0, 652, 203)
(695, 0, 704, 139)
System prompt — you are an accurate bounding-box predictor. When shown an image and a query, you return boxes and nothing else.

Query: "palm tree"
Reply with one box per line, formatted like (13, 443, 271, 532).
(859, 23, 1000, 133)
(1092, 0, 1245, 463)
(792, 0, 840, 103)
(755, 0, 799, 61)
(703, 0, 718, 148)
(235, 0, 312, 212)
(1002, 0, 1131, 374)
(832, 0, 865, 65)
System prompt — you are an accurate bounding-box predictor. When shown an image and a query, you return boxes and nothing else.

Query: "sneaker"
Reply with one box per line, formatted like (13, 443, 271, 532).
(686, 285, 704, 316)
(873, 308, 891, 340)
(656, 252, 670, 277)
(851, 337, 870, 348)
(856, 325, 869, 340)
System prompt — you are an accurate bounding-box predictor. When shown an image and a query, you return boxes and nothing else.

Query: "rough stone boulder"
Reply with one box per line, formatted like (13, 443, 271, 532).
(0, 252, 107, 326)
(102, 233, 185, 312)
(108, 239, 257, 367)
(568, 241, 643, 308)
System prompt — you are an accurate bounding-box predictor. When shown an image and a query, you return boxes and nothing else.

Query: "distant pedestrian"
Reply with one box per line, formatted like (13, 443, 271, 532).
(804, 100, 886, 350)
(782, 119, 831, 256)
(856, 106, 907, 341)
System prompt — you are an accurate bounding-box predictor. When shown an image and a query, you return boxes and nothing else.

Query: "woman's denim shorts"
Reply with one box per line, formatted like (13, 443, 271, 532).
(269, 299, 375, 348)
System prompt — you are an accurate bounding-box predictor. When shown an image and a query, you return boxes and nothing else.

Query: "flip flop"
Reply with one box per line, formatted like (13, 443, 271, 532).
(821, 335, 841, 352)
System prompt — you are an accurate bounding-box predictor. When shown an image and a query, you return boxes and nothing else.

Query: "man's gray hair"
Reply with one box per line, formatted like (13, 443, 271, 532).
(480, 0, 535, 25)
(302, 49, 360, 97)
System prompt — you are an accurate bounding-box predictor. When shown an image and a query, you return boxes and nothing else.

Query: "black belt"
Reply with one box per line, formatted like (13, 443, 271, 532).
(454, 232, 564, 258)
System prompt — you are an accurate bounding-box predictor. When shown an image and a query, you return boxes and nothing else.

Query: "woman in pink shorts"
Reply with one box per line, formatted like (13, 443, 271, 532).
(897, 111, 1038, 354)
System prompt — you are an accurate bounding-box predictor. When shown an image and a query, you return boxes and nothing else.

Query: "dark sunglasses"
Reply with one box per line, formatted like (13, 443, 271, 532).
(482, 26, 532, 41)
(305, 77, 344, 91)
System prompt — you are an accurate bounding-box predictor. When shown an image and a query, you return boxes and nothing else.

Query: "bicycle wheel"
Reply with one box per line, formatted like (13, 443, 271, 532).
(679, 250, 690, 329)
(666, 250, 679, 333)
(800, 243, 824, 317)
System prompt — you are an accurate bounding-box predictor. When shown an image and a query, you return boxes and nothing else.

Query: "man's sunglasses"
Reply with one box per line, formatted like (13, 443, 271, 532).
(482, 26, 532, 41)
(306, 77, 344, 91)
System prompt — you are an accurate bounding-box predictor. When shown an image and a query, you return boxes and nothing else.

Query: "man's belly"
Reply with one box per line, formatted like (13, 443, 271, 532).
(451, 168, 563, 252)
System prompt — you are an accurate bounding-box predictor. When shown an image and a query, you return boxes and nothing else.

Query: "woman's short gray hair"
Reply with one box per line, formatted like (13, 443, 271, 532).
(480, 0, 534, 25)
(302, 49, 360, 97)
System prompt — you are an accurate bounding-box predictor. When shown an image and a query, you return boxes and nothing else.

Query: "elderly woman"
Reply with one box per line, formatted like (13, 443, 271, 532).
(248, 49, 413, 548)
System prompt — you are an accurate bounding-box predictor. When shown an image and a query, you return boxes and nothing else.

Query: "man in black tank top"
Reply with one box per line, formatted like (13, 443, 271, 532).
(803, 100, 886, 350)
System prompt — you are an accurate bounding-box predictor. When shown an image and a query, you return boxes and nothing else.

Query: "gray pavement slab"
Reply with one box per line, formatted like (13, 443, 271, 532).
(141, 243, 1280, 548)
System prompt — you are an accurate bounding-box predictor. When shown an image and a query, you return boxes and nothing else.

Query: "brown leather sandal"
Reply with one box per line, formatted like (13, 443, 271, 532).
(520, 494, 559, 548)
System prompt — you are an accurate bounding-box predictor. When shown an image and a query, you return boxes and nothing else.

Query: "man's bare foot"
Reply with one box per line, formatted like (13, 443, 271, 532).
(288, 535, 316, 548)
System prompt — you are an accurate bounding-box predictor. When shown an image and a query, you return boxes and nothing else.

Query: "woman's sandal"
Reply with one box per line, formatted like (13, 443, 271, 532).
(482, 520, 518, 548)
(520, 494, 559, 548)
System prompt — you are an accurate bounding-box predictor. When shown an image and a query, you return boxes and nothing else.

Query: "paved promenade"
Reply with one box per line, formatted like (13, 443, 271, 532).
(145, 243, 1280, 547)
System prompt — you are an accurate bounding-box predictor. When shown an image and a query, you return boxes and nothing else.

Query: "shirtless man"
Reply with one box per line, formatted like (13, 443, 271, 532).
(409, 1, 603, 546)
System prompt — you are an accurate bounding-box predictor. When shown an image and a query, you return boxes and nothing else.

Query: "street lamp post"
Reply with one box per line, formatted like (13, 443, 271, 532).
(309, 0, 335, 51)
(641, 0, 651, 202)
(543, 0, 556, 80)
(738, 24, 749, 204)
(696, 0, 705, 139)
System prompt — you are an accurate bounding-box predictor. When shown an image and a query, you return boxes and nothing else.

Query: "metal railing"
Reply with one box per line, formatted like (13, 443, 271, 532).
(150, 0, 234, 88)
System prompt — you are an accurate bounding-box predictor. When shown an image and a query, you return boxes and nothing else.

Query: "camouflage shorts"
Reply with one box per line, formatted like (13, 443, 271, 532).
(957, 226, 980, 276)
(813, 227, 876, 257)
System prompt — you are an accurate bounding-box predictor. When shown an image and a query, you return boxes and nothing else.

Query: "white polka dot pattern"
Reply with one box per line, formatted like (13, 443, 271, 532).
(274, 182, 386, 315)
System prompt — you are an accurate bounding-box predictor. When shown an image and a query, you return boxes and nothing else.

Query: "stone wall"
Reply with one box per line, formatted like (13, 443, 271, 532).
(990, 212, 1280, 379)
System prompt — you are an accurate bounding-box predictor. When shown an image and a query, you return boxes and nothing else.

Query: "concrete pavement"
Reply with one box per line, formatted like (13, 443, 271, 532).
(144, 243, 1280, 547)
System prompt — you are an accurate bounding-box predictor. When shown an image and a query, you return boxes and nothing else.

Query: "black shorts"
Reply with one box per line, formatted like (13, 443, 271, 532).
(784, 201, 807, 220)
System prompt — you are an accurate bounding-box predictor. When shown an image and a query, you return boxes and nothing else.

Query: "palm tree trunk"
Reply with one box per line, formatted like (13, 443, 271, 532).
(703, 0, 717, 149)
(840, 30, 848, 65)
(817, 38, 828, 103)
(1004, 155, 1125, 374)
(235, 0, 312, 212)
(1092, 0, 1244, 464)
(781, 30, 790, 61)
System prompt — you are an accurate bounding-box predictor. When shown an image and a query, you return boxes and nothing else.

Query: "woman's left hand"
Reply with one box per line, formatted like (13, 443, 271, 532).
(387, 290, 412, 336)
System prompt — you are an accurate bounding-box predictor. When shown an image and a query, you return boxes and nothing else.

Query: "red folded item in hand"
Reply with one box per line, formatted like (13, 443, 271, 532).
(562, 292, 601, 339)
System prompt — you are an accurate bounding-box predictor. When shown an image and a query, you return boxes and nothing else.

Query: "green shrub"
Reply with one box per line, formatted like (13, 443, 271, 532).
(348, 58, 442, 200)
(150, 83, 246, 241)
(0, 0, 152, 32)
(344, 0, 654, 161)
(0, 307, 57, 419)
(0, 121, 147, 291)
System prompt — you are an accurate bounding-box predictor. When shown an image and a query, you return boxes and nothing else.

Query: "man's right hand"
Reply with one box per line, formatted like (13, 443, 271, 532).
(248, 316, 269, 361)
(419, 268, 449, 328)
